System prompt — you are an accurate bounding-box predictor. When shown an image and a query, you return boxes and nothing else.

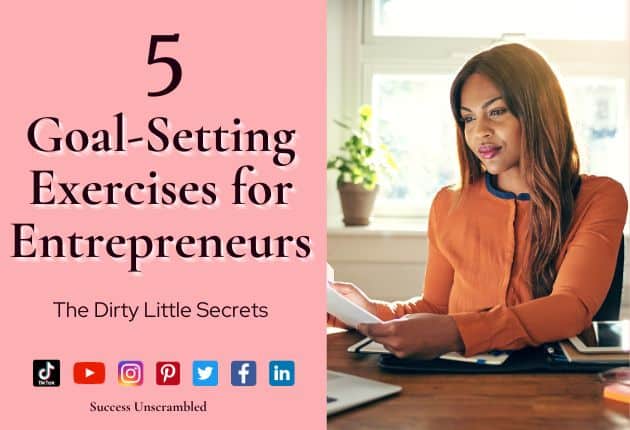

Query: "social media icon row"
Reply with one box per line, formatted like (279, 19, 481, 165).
(33, 360, 294, 387)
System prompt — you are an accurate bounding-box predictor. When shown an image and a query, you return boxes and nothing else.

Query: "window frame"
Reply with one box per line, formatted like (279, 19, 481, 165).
(347, 0, 630, 219)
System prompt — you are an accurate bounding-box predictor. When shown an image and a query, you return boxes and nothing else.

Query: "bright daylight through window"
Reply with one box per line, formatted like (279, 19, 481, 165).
(361, 0, 629, 218)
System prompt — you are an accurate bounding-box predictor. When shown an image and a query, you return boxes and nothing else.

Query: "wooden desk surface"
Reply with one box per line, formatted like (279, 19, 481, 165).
(327, 330, 630, 430)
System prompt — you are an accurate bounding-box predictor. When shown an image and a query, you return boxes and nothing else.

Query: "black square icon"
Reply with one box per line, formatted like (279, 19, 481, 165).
(33, 360, 60, 387)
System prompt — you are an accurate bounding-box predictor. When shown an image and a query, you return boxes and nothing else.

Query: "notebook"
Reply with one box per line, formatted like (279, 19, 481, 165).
(558, 340, 630, 364)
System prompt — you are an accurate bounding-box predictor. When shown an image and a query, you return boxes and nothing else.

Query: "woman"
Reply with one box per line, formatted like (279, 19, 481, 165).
(329, 43, 627, 359)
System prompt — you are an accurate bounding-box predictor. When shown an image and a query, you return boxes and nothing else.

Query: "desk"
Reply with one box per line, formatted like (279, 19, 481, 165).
(327, 330, 630, 430)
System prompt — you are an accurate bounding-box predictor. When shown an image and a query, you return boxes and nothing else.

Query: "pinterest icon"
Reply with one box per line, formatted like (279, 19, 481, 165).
(156, 362, 180, 386)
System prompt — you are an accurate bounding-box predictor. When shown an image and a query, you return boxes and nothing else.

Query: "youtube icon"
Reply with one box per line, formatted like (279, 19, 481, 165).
(73, 362, 105, 384)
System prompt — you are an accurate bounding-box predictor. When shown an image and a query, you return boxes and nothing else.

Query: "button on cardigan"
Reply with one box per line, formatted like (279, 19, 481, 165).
(374, 173, 628, 356)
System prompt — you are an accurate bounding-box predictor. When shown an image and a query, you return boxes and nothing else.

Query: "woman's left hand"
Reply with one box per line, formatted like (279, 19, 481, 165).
(357, 313, 465, 359)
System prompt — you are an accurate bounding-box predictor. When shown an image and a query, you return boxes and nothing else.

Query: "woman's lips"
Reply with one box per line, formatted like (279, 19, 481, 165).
(478, 145, 501, 159)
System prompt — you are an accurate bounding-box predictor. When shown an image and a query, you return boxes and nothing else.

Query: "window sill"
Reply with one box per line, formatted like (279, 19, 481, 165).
(328, 218, 630, 239)
(327, 216, 429, 237)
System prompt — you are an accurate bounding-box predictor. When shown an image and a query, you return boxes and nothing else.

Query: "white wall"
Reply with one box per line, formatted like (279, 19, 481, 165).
(327, 0, 343, 221)
(327, 0, 363, 223)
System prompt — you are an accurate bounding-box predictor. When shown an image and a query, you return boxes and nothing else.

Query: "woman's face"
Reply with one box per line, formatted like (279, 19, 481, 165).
(459, 73, 522, 176)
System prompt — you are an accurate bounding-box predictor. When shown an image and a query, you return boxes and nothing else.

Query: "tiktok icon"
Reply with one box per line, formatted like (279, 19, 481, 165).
(33, 360, 61, 387)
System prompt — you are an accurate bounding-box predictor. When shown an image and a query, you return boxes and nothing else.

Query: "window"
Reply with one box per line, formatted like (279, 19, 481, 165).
(372, 74, 457, 215)
(564, 78, 628, 187)
(373, 0, 626, 40)
(349, 0, 630, 218)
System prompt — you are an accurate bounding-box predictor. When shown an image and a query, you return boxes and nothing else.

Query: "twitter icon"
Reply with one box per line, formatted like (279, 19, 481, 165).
(192, 361, 219, 386)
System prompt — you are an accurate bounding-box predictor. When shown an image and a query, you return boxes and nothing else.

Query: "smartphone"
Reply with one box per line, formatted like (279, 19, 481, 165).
(568, 320, 629, 353)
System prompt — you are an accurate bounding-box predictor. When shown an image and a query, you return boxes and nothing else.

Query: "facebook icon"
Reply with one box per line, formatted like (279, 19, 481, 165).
(269, 361, 294, 386)
(231, 361, 256, 386)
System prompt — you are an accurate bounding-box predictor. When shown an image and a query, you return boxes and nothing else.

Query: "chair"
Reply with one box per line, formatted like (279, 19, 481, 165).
(593, 236, 625, 321)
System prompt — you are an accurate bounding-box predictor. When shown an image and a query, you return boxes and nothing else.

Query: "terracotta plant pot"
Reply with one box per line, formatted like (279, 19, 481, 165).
(338, 183, 379, 226)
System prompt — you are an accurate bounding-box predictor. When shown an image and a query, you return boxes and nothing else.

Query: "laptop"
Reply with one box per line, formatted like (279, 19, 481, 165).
(327, 370, 401, 415)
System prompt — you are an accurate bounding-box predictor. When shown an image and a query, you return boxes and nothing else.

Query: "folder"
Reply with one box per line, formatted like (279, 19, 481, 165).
(378, 345, 628, 374)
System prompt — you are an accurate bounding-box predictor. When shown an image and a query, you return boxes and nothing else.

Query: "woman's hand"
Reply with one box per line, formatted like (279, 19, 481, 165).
(357, 313, 465, 359)
(327, 282, 377, 328)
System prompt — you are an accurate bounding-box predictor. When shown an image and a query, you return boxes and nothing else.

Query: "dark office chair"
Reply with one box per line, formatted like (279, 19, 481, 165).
(593, 236, 625, 321)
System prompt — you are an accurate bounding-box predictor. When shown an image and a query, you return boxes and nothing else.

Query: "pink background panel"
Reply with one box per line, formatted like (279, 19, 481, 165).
(0, 1, 326, 428)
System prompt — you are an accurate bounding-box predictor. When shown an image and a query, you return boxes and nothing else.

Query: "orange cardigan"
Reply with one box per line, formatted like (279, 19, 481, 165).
(374, 173, 628, 356)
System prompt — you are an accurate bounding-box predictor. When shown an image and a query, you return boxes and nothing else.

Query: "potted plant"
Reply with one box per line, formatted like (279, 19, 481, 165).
(327, 105, 397, 226)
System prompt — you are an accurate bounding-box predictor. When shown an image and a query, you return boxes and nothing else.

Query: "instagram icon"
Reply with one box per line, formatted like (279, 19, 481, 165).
(118, 361, 143, 386)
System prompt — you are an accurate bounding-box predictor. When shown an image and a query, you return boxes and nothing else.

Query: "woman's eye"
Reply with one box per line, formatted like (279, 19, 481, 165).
(462, 116, 474, 124)
(489, 108, 507, 117)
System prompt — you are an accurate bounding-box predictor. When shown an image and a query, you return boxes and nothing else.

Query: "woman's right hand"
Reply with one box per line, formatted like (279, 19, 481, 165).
(327, 282, 378, 328)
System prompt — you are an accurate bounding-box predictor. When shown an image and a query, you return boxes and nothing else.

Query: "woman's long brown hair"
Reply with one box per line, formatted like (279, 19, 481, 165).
(449, 43, 581, 298)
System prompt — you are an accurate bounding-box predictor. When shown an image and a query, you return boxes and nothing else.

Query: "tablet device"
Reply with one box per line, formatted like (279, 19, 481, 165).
(568, 321, 630, 353)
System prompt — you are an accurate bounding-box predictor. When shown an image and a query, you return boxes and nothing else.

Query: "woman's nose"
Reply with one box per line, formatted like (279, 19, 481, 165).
(473, 116, 493, 139)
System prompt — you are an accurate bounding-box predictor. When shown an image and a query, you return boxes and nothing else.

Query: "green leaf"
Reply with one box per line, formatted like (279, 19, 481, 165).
(330, 105, 398, 188)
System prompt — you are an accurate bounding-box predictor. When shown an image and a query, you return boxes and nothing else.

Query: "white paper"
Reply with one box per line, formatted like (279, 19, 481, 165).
(326, 262, 335, 283)
(439, 351, 510, 365)
(326, 261, 381, 328)
(327, 285, 382, 328)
